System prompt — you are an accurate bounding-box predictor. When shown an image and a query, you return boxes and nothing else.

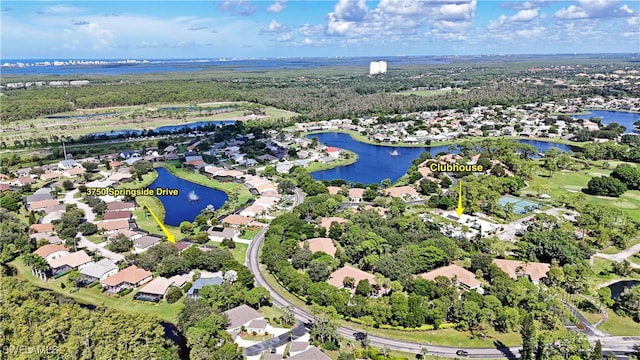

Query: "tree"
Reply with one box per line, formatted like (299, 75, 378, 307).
(180, 221, 194, 234)
(593, 340, 603, 360)
(106, 233, 133, 253)
(62, 179, 75, 190)
(520, 313, 535, 360)
(586, 176, 627, 197)
(166, 286, 183, 304)
(419, 179, 439, 195)
(307, 262, 330, 282)
(355, 279, 371, 297)
(363, 188, 377, 202)
(611, 164, 640, 190)
(343, 276, 355, 289)
(244, 287, 271, 309)
(78, 221, 97, 236)
(223, 270, 238, 284)
(222, 237, 235, 249)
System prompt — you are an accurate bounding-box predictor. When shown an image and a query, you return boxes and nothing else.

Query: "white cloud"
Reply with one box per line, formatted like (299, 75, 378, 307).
(554, 0, 635, 19)
(262, 19, 288, 33)
(299, 23, 323, 36)
(516, 26, 545, 37)
(510, 8, 539, 22)
(303, 37, 313, 45)
(266, 0, 287, 13)
(218, 0, 257, 16)
(277, 32, 293, 41)
(333, 0, 369, 21)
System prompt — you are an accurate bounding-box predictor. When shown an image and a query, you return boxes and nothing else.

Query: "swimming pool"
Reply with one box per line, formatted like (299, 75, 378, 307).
(498, 196, 541, 215)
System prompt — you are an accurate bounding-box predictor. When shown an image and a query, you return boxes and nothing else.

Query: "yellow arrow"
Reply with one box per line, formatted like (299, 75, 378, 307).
(144, 203, 175, 243)
(456, 181, 464, 217)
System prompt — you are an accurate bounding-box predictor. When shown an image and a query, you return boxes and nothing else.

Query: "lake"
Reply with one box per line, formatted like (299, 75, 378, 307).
(87, 120, 237, 138)
(573, 110, 640, 134)
(607, 280, 640, 299)
(149, 167, 228, 226)
(307, 132, 574, 183)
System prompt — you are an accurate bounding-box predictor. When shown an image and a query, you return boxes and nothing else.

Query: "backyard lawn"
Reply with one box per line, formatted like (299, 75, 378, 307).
(11, 256, 183, 322)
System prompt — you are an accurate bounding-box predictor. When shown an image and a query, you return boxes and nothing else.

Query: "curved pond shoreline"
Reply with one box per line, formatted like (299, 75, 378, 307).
(306, 132, 575, 184)
(305, 128, 588, 149)
(150, 166, 228, 226)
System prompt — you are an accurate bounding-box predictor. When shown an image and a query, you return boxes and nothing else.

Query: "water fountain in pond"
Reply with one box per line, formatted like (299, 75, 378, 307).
(389, 149, 399, 156)
(187, 191, 200, 202)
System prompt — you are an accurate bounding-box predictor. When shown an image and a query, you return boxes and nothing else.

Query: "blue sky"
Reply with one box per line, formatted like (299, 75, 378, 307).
(1, 0, 639, 59)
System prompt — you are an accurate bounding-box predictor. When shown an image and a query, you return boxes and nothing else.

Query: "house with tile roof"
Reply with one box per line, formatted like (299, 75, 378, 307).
(327, 265, 377, 294)
(492, 259, 550, 285)
(48, 251, 92, 274)
(100, 265, 153, 294)
(418, 264, 483, 293)
(34, 244, 69, 263)
(299, 238, 337, 258)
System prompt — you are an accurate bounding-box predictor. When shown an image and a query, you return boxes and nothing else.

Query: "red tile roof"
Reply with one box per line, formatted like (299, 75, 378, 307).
(418, 264, 481, 289)
(101, 265, 152, 287)
(299, 237, 337, 257)
(34, 244, 68, 258)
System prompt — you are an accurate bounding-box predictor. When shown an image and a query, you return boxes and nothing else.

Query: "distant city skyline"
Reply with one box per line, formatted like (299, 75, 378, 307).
(1, 1, 639, 59)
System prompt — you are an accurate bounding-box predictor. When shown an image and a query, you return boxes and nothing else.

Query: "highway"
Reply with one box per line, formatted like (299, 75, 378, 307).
(245, 188, 640, 358)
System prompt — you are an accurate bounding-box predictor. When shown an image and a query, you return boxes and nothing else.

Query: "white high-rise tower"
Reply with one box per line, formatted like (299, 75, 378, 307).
(369, 61, 387, 75)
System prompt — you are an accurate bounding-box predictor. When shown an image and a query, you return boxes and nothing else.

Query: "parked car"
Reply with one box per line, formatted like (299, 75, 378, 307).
(456, 350, 469, 356)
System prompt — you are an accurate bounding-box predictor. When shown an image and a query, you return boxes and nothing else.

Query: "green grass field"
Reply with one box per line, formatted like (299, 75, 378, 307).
(4, 102, 297, 144)
(598, 308, 640, 336)
(524, 169, 640, 221)
(11, 256, 183, 322)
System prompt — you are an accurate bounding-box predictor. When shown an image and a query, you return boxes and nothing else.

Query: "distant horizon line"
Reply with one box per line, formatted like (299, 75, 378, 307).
(3, 52, 640, 62)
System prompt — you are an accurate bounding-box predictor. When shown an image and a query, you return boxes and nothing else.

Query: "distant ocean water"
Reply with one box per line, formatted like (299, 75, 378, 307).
(1, 56, 449, 76)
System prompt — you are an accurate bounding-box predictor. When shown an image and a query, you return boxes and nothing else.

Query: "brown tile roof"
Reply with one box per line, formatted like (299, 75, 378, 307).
(107, 173, 132, 182)
(327, 186, 341, 195)
(327, 265, 376, 289)
(48, 251, 92, 268)
(138, 276, 173, 296)
(418, 264, 481, 289)
(384, 185, 419, 198)
(41, 172, 62, 180)
(299, 237, 336, 257)
(14, 177, 36, 185)
(222, 214, 252, 226)
(101, 265, 153, 287)
(492, 259, 550, 283)
(106, 201, 135, 212)
(0, 183, 12, 192)
(348, 188, 364, 198)
(64, 168, 85, 176)
(437, 154, 462, 163)
(34, 244, 68, 258)
(29, 223, 54, 233)
(29, 199, 60, 210)
(319, 217, 348, 232)
(97, 219, 130, 231)
(103, 211, 132, 221)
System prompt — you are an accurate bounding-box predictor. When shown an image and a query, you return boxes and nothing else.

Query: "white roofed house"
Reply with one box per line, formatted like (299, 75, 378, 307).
(79, 259, 118, 283)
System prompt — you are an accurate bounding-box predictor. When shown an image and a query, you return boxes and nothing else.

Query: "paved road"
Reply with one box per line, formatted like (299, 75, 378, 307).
(62, 189, 125, 262)
(562, 301, 607, 337)
(594, 241, 640, 269)
(245, 189, 640, 358)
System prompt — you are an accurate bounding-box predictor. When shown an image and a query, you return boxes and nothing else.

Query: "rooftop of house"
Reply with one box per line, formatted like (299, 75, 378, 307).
(34, 244, 68, 258)
(222, 304, 262, 330)
(101, 265, 153, 287)
(418, 264, 481, 289)
(299, 237, 337, 258)
(327, 265, 377, 289)
(492, 259, 550, 283)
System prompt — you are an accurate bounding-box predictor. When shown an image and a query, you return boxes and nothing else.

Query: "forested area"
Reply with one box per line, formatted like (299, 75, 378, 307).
(0, 275, 178, 360)
(0, 65, 600, 123)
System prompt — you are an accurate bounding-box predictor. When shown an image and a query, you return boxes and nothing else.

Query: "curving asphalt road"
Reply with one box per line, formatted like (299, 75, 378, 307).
(245, 188, 640, 359)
